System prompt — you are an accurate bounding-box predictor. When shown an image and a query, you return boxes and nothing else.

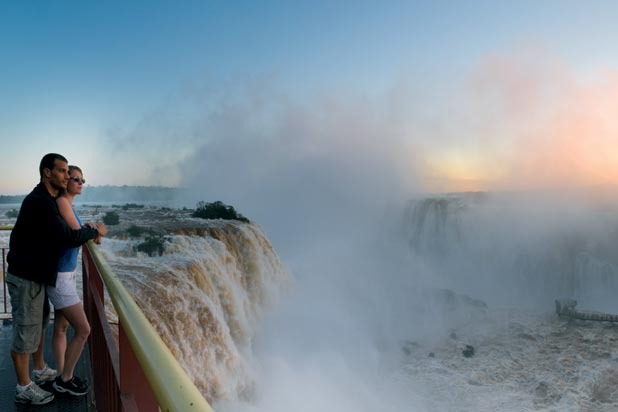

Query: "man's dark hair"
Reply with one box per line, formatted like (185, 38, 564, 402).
(39, 153, 68, 178)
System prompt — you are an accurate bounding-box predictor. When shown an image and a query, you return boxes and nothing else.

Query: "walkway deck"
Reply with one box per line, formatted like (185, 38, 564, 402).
(0, 320, 94, 411)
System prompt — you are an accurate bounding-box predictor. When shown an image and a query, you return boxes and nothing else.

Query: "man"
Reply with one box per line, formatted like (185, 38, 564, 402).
(6, 153, 107, 405)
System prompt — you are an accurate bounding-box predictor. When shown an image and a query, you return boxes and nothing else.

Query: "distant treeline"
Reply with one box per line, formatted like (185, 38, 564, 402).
(0, 195, 25, 204)
(0, 186, 185, 203)
(79, 185, 183, 202)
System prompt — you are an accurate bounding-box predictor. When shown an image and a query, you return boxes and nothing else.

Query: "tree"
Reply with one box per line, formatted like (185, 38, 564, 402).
(126, 225, 148, 237)
(192, 201, 249, 222)
(5, 209, 19, 218)
(135, 235, 165, 256)
(103, 211, 120, 225)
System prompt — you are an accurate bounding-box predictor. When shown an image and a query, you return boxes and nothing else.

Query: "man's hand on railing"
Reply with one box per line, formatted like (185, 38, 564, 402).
(85, 222, 108, 243)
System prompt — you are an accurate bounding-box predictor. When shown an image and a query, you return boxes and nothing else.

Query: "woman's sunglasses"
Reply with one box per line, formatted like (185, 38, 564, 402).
(70, 177, 86, 184)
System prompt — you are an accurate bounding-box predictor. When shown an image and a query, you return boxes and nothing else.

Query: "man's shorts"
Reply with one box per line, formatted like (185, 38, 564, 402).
(6, 273, 50, 353)
(46, 271, 80, 310)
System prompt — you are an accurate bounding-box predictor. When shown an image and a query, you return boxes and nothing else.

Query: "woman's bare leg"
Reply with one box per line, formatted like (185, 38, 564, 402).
(58, 303, 90, 381)
(52, 311, 69, 374)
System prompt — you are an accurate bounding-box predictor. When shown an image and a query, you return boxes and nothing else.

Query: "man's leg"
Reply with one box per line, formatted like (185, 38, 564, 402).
(32, 295, 51, 370)
(6, 273, 48, 383)
(11, 351, 31, 387)
(32, 326, 46, 371)
(7, 274, 54, 404)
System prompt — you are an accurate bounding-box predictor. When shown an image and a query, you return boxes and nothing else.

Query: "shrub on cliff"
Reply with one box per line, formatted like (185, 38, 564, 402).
(5, 209, 19, 218)
(103, 211, 120, 225)
(192, 201, 249, 222)
(135, 235, 166, 256)
(126, 225, 149, 237)
(112, 203, 144, 210)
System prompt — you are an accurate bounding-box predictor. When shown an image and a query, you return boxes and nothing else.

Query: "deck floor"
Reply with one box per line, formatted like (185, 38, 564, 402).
(0, 320, 94, 412)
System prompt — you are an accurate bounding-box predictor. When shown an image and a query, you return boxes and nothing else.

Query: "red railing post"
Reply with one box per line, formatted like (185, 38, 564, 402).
(2, 248, 7, 313)
(82, 244, 139, 412)
(3, 240, 170, 409)
(119, 324, 158, 411)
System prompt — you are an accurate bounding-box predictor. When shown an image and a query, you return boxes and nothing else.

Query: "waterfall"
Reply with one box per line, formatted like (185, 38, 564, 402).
(100, 220, 289, 402)
(403, 196, 466, 256)
(402, 192, 618, 310)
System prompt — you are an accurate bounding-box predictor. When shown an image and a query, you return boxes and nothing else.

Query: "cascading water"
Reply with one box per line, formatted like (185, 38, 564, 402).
(394, 192, 618, 411)
(99, 220, 289, 403)
(6, 195, 618, 411)
(403, 192, 618, 311)
(403, 194, 470, 257)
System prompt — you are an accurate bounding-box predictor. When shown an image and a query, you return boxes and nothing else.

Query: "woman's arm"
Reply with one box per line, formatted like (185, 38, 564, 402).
(57, 196, 81, 229)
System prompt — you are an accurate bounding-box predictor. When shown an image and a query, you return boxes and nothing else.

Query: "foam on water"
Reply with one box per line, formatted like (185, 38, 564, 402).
(4, 194, 618, 410)
(99, 221, 289, 402)
(400, 309, 618, 411)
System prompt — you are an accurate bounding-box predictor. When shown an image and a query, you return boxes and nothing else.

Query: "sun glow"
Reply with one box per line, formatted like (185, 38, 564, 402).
(423, 149, 504, 192)
(420, 59, 618, 193)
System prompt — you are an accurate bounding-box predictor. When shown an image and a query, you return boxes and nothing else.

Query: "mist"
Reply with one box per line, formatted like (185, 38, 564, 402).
(402, 190, 618, 312)
(99, 52, 618, 410)
(172, 84, 434, 411)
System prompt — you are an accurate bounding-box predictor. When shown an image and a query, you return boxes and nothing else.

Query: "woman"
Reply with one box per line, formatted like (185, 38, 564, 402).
(47, 165, 106, 396)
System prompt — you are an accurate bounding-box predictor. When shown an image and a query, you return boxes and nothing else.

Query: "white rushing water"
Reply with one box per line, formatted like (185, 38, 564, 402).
(3, 193, 618, 411)
(402, 192, 618, 312)
(97, 219, 289, 402)
(398, 308, 618, 412)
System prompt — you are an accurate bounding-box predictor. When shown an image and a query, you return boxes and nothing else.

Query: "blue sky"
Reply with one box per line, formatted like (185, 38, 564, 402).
(2, 1, 618, 195)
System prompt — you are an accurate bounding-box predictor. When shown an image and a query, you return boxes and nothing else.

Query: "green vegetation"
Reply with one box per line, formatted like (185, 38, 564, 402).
(102, 211, 120, 225)
(126, 225, 150, 237)
(135, 235, 166, 256)
(113, 203, 145, 210)
(5, 209, 19, 218)
(192, 201, 249, 222)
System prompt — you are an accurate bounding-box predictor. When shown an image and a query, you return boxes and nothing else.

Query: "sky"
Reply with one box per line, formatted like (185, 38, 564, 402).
(3, 3, 618, 409)
(1, 1, 618, 196)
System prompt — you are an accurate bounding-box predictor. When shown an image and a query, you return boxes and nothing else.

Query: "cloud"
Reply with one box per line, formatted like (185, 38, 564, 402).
(96, 53, 618, 410)
(101, 49, 618, 200)
(176, 82, 423, 251)
(437, 50, 618, 191)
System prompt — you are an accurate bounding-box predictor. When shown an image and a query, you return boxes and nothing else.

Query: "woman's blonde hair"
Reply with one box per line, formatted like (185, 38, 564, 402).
(69, 165, 82, 175)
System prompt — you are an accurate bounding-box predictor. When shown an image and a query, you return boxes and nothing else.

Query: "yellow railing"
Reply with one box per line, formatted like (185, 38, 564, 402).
(86, 241, 214, 412)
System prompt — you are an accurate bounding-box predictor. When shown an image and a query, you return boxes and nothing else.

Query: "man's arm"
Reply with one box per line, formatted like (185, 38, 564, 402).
(50, 208, 99, 247)
(59, 221, 99, 247)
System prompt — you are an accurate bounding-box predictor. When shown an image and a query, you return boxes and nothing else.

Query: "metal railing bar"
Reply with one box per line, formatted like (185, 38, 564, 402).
(86, 241, 214, 412)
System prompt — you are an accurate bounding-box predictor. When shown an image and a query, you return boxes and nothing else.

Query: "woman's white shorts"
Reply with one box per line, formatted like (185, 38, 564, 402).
(47, 271, 81, 310)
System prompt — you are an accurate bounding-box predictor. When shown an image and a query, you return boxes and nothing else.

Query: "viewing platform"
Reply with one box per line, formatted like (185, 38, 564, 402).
(1, 239, 214, 411)
(0, 320, 93, 411)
